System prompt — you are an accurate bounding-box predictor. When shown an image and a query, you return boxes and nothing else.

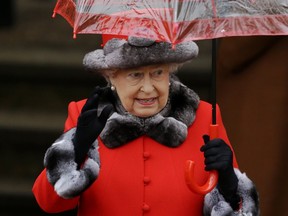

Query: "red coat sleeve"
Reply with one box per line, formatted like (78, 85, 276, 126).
(64, 100, 86, 132)
(32, 100, 86, 213)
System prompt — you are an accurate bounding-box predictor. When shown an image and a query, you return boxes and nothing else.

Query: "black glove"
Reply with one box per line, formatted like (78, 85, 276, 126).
(73, 87, 114, 168)
(201, 135, 241, 210)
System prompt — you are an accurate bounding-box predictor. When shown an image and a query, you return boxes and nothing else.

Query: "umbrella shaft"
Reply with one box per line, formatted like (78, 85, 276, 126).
(211, 39, 217, 125)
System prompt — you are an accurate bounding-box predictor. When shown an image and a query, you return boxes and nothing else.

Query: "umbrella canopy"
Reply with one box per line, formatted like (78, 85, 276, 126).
(53, 0, 288, 44)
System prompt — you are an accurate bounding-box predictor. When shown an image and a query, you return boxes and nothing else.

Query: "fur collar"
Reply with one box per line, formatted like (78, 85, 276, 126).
(99, 77, 200, 148)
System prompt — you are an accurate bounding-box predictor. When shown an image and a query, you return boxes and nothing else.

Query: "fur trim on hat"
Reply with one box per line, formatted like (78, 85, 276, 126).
(203, 169, 260, 216)
(83, 37, 199, 71)
(44, 128, 100, 199)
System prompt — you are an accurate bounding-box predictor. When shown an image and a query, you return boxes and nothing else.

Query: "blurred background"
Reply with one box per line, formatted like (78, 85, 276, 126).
(0, 0, 287, 216)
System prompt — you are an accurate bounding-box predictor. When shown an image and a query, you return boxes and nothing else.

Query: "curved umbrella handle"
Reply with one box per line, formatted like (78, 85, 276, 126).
(185, 161, 218, 194)
(184, 124, 219, 194)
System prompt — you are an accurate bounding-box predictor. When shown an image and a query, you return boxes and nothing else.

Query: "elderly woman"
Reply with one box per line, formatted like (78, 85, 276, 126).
(32, 36, 259, 216)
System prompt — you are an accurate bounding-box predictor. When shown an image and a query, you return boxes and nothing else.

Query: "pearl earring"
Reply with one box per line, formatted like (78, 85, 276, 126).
(111, 85, 115, 91)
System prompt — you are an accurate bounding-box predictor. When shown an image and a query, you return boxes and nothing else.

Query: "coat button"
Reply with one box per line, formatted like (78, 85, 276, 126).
(142, 203, 150, 212)
(143, 176, 151, 185)
(143, 152, 151, 160)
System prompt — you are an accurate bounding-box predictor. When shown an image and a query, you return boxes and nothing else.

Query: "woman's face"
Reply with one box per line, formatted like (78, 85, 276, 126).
(108, 64, 171, 117)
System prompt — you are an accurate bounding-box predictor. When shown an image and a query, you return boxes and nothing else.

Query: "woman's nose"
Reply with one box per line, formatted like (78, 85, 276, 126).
(140, 75, 154, 93)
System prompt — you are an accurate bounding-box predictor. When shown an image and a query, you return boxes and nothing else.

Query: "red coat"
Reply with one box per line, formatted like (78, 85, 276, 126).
(32, 100, 238, 216)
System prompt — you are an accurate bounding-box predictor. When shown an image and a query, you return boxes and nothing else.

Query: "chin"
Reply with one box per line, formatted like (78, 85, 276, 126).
(134, 110, 158, 118)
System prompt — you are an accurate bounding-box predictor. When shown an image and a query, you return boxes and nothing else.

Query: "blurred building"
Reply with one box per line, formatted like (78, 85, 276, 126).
(217, 36, 288, 216)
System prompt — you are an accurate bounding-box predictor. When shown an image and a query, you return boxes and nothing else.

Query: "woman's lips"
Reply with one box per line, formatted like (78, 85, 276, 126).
(136, 97, 157, 105)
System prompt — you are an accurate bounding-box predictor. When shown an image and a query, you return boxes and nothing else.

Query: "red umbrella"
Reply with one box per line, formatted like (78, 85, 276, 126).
(52, 0, 288, 44)
(52, 0, 288, 194)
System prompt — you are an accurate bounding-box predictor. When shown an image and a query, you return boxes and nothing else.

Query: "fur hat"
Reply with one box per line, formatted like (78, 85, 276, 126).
(83, 36, 199, 71)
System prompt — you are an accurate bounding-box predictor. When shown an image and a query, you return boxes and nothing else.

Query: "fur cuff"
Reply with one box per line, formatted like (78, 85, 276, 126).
(44, 128, 100, 199)
(204, 169, 259, 216)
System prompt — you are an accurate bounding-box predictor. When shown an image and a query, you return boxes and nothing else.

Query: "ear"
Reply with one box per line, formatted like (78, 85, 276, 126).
(108, 75, 115, 86)
(103, 70, 117, 85)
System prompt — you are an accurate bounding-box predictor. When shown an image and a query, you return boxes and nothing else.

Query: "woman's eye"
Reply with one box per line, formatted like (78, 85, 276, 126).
(129, 72, 142, 78)
(127, 72, 144, 81)
(151, 69, 163, 77)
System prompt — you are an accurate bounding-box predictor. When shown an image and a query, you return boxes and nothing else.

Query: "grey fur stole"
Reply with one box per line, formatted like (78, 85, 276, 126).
(100, 78, 200, 148)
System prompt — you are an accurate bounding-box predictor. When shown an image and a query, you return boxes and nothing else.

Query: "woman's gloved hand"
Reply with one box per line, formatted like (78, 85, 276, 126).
(201, 135, 241, 210)
(73, 86, 114, 168)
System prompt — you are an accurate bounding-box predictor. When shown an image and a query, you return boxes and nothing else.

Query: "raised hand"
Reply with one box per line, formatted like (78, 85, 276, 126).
(73, 86, 114, 167)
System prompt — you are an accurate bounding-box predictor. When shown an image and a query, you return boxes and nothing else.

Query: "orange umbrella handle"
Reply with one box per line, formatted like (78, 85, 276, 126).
(185, 124, 219, 194)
